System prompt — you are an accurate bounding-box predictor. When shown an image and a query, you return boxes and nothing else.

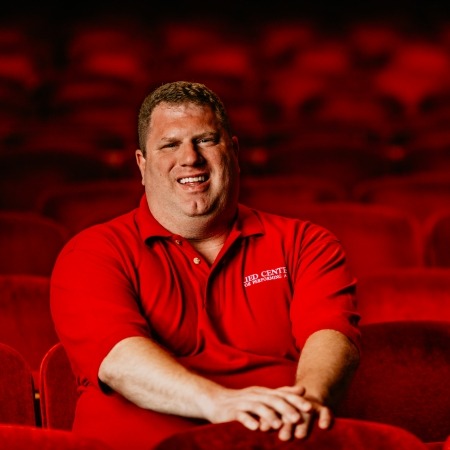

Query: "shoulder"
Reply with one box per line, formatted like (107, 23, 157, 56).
(241, 204, 340, 246)
(56, 208, 142, 261)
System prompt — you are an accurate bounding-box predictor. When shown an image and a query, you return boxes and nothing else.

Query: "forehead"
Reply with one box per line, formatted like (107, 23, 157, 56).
(150, 102, 215, 124)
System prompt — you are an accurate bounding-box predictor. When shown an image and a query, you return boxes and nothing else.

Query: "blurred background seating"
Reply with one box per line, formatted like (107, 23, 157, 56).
(0, 274, 58, 388)
(1, 3, 450, 448)
(35, 179, 143, 236)
(0, 343, 36, 426)
(0, 212, 69, 276)
(356, 268, 450, 324)
(336, 321, 450, 444)
(39, 342, 77, 431)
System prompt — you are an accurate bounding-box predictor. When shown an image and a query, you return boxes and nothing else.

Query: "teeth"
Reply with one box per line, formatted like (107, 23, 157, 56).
(179, 176, 206, 184)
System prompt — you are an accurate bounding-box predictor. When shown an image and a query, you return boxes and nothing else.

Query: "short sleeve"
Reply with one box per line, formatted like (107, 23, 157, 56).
(50, 227, 150, 389)
(290, 223, 361, 352)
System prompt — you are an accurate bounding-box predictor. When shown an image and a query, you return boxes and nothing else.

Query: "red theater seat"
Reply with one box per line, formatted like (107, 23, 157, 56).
(266, 142, 389, 191)
(0, 211, 70, 276)
(0, 343, 35, 426)
(0, 274, 58, 388)
(353, 171, 450, 223)
(36, 179, 143, 236)
(356, 268, 450, 324)
(337, 321, 450, 443)
(39, 342, 78, 431)
(0, 150, 114, 211)
(240, 174, 347, 210)
(0, 424, 111, 449)
(424, 209, 450, 267)
(155, 418, 428, 450)
(258, 202, 424, 277)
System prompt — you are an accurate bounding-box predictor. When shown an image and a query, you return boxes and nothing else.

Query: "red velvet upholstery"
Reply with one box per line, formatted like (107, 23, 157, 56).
(337, 321, 450, 442)
(267, 145, 388, 191)
(0, 151, 113, 211)
(0, 425, 112, 449)
(262, 202, 424, 277)
(36, 179, 144, 236)
(0, 212, 70, 276)
(40, 342, 78, 430)
(425, 210, 450, 267)
(240, 174, 347, 211)
(0, 343, 35, 426)
(356, 268, 450, 324)
(155, 418, 428, 450)
(0, 274, 58, 389)
(353, 171, 450, 223)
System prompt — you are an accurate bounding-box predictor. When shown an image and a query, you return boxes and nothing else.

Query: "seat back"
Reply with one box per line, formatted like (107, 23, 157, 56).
(353, 171, 450, 224)
(0, 212, 69, 276)
(337, 321, 450, 442)
(425, 209, 450, 267)
(0, 151, 113, 211)
(36, 179, 143, 235)
(0, 343, 35, 426)
(357, 268, 450, 324)
(39, 342, 78, 430)
(0, 274, 58, 387)
(240, 174, 347, 211)
(270, 202, 424, 277)
(0, 424, 112, 449)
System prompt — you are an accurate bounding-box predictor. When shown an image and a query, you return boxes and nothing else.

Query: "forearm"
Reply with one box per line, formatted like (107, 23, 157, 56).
(295, 329, 360, 408)
(98, 336, 315, 432)
(98, 336, 223, 419)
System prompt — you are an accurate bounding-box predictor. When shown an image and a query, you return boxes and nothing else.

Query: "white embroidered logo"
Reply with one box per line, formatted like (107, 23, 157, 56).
(243, 266, 288, 287)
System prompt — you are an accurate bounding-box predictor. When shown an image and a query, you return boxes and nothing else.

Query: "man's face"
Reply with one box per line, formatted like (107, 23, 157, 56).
(136, 102, 240, 228)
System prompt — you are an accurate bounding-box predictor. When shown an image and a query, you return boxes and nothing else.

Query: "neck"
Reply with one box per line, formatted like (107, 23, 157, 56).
(188, 229, 230, 265)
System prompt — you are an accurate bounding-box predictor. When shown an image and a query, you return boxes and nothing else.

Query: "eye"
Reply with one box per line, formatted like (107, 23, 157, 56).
(197, 135, 218, 145)
(161, 142, 178, 151)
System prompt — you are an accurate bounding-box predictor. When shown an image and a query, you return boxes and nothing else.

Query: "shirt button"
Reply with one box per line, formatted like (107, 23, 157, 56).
(193, 257, 201, 265)
(175, 239, 181, 245)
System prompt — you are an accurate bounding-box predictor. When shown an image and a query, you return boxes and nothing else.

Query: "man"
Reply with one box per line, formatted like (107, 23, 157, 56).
(51, 81, 360, 450)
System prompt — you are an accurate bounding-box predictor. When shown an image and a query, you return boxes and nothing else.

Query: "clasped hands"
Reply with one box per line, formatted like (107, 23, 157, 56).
(206, 385, 333, 442)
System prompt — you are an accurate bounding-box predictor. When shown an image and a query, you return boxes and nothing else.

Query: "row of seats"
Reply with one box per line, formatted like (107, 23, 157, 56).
(3, 150, 450, 212)
(2, 320, 450, 446)
(3, 16, 450, 114)
(1, 150, 449, 209)
(1, 200, 449, 279)
(2, 268, 450, 394)
(3, 16, 450, 177)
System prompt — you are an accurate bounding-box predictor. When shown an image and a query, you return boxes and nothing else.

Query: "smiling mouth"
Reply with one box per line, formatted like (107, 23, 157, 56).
(178, 175, 209, 185)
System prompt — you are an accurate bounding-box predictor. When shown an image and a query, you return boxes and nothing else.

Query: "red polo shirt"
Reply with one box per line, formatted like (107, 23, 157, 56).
(51, 195, 359, 450)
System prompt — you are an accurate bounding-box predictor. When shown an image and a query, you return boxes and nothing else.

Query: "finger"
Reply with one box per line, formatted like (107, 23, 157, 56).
(278, 422, 294, 441)
(259, 418, 280, 432)
(249, 402, 283, 429)
(246, 393, 301, 425)
(318, 407, 333, 429)
(235, 411, 260, 431)
(274, 389, 313, 414)
(294, 413, 313, 439)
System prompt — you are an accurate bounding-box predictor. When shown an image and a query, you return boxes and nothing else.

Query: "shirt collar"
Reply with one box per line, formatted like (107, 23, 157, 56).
(136, 194, 265, 243)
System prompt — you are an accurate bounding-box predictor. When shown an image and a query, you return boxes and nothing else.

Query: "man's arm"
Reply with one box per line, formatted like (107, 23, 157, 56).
(98, 336, 313, 432)
(275, 328, 360, 441)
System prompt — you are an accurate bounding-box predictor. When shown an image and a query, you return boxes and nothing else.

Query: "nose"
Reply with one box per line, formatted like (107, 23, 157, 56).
(179, 142, 205, 166)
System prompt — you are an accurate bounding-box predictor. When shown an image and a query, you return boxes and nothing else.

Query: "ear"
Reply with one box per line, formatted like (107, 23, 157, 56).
(135, 150, 146, 186)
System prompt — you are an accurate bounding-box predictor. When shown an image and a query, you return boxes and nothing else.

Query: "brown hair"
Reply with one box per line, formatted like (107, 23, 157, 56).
(138, 81, 232, 155)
